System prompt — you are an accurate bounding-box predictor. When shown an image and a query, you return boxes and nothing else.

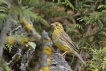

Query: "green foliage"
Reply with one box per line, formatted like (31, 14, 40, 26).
(88, 47, 106, 70)
(67, 1, 106, 70)
(0, 0, 9, 28)
(4, 44, 12, 52)
(71, 0, 106, 49)
(0, 57, 10, 71)
(20, 8, 49, 27)
(0, 0, 106, 71)
(101, 57, 106, 70)
(0, 0, 71, 31)
(75, 0, 84, 12)
(73, 23, 83, 30)
(55, 0, 74, 10)
(0, 0, 11, 7)
(0, 0, 49, 28)
(97, 4, 106, 9)
(0, 13, 7, 28)
(22, 0, 69, 18)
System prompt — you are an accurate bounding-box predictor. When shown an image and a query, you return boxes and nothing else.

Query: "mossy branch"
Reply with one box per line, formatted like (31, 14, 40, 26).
(20, 17, 41, 42)
(5, 35, 36, 45)
(38, 30, 52, 71)
(19, 17, 42, 71)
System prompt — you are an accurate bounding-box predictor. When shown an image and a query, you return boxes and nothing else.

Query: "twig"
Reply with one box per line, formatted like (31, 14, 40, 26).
(9, 25, 21, 35)
(8, 49, 22, 67)
(84, 25, 91, 37)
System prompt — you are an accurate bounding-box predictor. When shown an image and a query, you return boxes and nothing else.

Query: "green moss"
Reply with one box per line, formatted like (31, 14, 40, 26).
(24, 24, 34, 31)
(5, 36, 15, 44)
(18, 36, 28, 44)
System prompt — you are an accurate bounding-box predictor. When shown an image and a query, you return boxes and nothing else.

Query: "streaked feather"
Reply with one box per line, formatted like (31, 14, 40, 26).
(52, 22, 86, 65)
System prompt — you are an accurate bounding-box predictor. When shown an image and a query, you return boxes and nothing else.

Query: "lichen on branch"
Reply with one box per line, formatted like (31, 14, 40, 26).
(20, 17, 41, 42)
(5, 35, 36, 45)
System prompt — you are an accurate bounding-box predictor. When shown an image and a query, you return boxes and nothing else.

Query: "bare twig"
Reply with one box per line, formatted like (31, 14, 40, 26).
(84, 25, 91, 37)
(8, 49, 22, 67)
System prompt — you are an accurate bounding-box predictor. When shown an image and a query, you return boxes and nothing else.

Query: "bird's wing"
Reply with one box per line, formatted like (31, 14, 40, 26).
(59, 31, 79, 52)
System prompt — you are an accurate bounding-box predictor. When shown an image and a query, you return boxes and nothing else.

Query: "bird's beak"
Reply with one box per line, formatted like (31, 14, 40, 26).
(51, 23, 55, 27)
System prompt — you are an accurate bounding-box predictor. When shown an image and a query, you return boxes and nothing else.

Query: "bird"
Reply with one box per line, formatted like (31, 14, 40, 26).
(51, 22, 86, 65)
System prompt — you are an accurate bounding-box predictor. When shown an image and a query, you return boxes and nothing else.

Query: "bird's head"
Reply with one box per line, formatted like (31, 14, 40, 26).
(51, 22, 64, 30)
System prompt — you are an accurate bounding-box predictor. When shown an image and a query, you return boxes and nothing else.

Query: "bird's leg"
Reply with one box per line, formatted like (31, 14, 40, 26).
(55, 49, 67, 58)
(61, 51, 68, 58)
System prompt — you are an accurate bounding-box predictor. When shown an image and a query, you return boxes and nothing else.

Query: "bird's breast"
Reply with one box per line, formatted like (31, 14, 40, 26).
(52, 30, 60, 40)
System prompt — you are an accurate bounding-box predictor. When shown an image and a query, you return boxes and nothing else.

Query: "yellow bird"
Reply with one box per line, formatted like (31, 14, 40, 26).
(51, 22, 86, 65)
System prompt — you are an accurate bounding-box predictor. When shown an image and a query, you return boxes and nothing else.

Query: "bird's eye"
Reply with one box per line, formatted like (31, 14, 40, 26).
(56, 24, 58, 26)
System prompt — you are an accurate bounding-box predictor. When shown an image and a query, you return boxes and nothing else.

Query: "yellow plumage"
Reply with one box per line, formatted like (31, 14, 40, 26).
(51, 22, 86, 65)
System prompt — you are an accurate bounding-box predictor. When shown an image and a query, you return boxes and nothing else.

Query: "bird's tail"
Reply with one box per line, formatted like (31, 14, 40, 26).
(73, 51, 86, 65)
